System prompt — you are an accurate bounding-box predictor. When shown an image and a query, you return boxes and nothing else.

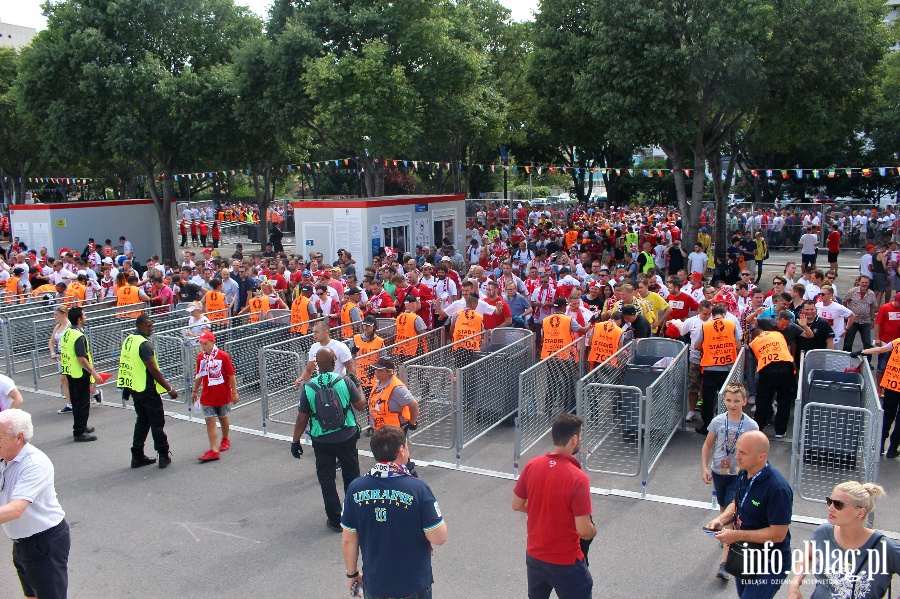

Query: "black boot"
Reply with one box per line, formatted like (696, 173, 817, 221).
(131, 448, 156, 468)
(158, 449, 173, 469)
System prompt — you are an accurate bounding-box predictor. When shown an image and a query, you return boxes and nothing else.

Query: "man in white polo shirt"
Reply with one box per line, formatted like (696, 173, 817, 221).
(295, 320, 357, 385)
(0, 409, 70, 599)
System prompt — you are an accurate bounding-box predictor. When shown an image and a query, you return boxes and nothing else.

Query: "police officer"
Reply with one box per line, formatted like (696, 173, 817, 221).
(291, 347, 366, 533)
(118, 314, 179, 468)
(59, 306, 100, 442)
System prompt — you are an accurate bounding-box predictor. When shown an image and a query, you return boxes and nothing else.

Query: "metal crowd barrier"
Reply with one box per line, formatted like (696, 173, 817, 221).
(259, 319, 398, 432)
(576, 338, 687, 496)
(790, 350, 883, 508)
(715, 347, 746, 416)
(514, 336, 587, 474)
(221, 311, 294, 410)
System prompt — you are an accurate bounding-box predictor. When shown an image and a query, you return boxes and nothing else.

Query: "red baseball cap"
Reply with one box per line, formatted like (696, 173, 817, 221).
(198, 331, 215, 343)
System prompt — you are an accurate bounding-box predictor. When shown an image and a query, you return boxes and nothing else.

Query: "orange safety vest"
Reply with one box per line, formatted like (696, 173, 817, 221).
(880, 338, 900, 391)
(699, 318, 738, 371)
(393, 312, 420, 357)
(452, 310, 483, 350)
(290, 295, 312, 334)
(5, 276, 20, 303)
(116, 285, 142, 318)
(565, 230, 579, 249)
(206, 291, 227, 321)
(31, 284, 58, 297)
(353, 333, 385, 391)
(368, 375, 411, 431)
(541, 314, 576, 359)
(749, 330, 794, 372)
(247, 296, 270, 323)
(588, 321, 623, 366)
(65, 282, 86, 307)
(340, 301, 358, 339)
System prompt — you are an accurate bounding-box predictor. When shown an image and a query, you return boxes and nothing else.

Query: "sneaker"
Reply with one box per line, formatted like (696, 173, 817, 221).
(695, 427, 709, 435)
(158, 451, 173, 469)
(131, 454, 157, 468)
(93, 390, 103, 404)
(58, 405, 73, 414)
(73, 433, 97, 442)
(887, 447, 899, 459)
(325, 520, 342, 533)
(774, 433, 785, 439)
(219, 438, 231, 452)
(748, 396, 756, 406)
(686, 411, 697, 423)
(198, 450, 220, 462)
(84, 426, 95, 434)
(716, 562, 731, 581)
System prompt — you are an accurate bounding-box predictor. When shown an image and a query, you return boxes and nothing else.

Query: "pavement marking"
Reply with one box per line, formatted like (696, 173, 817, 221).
(176, 522, 261, 544)
(31, 392, 900, 539)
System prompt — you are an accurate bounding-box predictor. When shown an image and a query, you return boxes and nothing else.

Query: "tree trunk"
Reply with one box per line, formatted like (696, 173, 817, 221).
(159, 170, 176, 265)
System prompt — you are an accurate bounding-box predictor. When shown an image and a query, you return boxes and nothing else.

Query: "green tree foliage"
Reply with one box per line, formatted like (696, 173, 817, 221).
(0, 48, 42, 204)
(16, 0, 261, 263)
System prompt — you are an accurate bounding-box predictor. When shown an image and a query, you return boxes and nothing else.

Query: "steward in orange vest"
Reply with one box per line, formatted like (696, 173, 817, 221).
(393, 297, 427, 358)
(290, 285, 315, 334)
(350, 316, 385, 394)
(116, 275, 147, 318)
(451, 294, 484, 368)
(540, 298, 589, 359)
(694, 306, 740, 434)
(203, 278, 230, 321)
(368, 357, 418, 432)
(340, 288, 363, 339)
(587, 319, 624, 369)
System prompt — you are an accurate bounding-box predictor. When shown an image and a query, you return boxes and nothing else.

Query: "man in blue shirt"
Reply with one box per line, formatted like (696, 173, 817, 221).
(504, 280, 533, 328)
(705, 430, 793, 599)
(341, 426, 448, 599)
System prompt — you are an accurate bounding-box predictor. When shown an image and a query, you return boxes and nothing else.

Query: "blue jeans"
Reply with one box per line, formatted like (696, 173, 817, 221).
(526, 554, 592, 599)
(735, 570, 787, 598)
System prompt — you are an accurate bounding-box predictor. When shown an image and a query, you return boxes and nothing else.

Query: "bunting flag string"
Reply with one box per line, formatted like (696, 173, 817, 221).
(14, 161, 900, 187)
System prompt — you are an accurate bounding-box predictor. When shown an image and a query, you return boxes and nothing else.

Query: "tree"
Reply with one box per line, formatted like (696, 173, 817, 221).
(585, 0, 888, 248)
(0, 48, 42, 204)
(17, 0, 261, 263)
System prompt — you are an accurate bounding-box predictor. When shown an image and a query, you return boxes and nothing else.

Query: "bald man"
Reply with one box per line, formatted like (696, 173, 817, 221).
(704, 430, 793, 598)
(292, 348, 367, 533)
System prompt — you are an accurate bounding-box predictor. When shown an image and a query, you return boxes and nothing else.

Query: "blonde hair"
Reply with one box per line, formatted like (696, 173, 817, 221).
(834, 481, 886, 514)
(722, 382, 748, 399)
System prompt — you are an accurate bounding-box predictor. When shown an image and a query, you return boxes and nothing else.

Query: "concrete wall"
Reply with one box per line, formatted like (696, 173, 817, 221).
(0, 20, 36, 50)
(9, 199, 163, 259)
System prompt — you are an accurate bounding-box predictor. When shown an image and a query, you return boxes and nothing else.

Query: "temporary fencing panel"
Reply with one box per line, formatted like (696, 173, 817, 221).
(515, 336, 586, 473)
(576, 338, 687, 496)
(576, 342, 639, 477)
(715, 348, 746, 416)
(790, 350, 883, 506)
(260, 318, 391, 431)
(402, 330, 492, 451)
(456, 328, 534, 450)
(153, 335, 190, 405)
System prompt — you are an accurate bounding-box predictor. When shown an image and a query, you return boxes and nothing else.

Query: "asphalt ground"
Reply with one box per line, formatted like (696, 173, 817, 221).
(1, 243, 898, 598)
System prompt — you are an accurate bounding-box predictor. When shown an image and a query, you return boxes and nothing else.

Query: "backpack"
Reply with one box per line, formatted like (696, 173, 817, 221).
(308, 375, 348, 434)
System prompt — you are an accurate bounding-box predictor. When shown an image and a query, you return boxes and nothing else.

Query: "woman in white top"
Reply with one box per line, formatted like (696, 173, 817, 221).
(184, 302, 211, 345)
(48, 305, 73, 413)
(0, 373, 23, 411)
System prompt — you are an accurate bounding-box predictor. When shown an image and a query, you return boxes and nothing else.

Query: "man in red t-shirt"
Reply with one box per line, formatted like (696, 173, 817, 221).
(512, 413, 595, 598)
(190, 331, 238, 462)
(826, 229, 841, 275)
(482, 280, 512, 329)
(665, 277, 699, 320)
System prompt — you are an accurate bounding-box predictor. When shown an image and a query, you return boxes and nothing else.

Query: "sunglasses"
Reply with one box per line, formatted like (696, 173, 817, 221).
(825, 496, 855, 510)
(741, 273, 751, 276)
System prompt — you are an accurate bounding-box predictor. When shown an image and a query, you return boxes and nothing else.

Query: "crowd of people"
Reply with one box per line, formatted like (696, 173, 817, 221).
(4, 198, 900, 599)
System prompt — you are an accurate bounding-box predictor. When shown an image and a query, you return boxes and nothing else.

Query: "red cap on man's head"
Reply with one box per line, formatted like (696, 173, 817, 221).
(199, 331, 216, 343)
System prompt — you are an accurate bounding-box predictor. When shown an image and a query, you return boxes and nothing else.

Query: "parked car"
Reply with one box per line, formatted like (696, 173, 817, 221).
(812, 194, 834, 204)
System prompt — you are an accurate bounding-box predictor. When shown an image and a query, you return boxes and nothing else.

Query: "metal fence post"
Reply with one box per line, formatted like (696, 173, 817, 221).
(455, 369, 464, 469)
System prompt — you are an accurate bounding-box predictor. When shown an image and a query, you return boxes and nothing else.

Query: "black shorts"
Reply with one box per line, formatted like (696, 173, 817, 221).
(827, 251, 839, 263)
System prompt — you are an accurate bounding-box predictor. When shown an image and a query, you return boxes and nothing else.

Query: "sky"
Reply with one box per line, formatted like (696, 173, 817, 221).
(3, 0, 539, 31)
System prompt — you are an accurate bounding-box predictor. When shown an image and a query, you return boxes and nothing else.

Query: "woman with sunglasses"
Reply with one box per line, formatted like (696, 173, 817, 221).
(788, 481, 899, 598)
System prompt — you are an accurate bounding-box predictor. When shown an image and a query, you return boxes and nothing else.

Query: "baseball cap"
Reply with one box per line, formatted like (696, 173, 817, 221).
(440, 256, 452, 262)
(198, 331, 216, 343)
(553, 297, 567, 308)
(404, 295, 418, 303)
(621, 305, 638, 316)
(300, 284, 313, 292)
(76, 269, 87, 276)
(302, 270, 312, 276)
(416, 244, 423, 249)
(362, 314, 378, 326)
(894, 292, 900, 303)
(689, 272, 703, 282)
(102, 257, 113, 264)
(346, 287, 362, 295)
(186, 302, 203, 313)
(371, 357, 395, 370)
(201, 248, 211, 254)
(313, 270, 326, 277)
(866, 244, 876, 251)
